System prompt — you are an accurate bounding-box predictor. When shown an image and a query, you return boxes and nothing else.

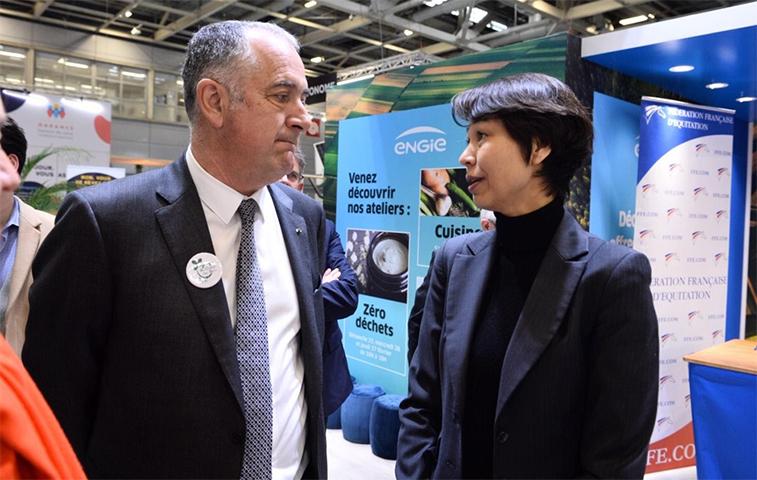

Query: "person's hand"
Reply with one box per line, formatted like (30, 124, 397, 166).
(322, 268, 341, 284)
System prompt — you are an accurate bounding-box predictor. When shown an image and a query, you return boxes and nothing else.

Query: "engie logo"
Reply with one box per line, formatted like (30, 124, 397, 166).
(394, 126, 447, 156)
(47, 102, 66, 119)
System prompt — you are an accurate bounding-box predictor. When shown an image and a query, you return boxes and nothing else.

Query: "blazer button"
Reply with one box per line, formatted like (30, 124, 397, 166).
(497, 431, 509, 444)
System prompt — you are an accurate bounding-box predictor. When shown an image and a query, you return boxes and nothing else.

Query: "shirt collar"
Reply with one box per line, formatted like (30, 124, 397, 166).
(185, 146, 271, 224)
(4, 197, 20, 230)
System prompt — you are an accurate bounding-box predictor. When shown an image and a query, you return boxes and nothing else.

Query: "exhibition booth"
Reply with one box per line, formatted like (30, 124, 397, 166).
(324, 2, 756, 476)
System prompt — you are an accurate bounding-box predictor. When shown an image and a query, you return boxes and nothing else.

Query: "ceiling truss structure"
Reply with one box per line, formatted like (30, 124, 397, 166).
(0, 0, 749, 79)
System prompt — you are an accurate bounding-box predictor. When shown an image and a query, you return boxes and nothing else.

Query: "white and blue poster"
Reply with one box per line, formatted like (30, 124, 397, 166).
(336, 103, 477, 394)
(635, 97, 734, 472)
(2, 90, 112, 192)
(589, 93, 640, 245)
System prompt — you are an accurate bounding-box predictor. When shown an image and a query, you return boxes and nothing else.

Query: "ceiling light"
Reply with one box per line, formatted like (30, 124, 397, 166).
(57, 58, 90, 69)
(423, 0, 448, 6)
(123, 9, 133, 17)
(705, 82, 729, 90)
(304, 0, 317, 7)
(121, 71, 146, 79)
(585, 25, 598, 34)
(469, 7, 488, 23)
(619, 15, 650, 26)
(131, 25, 142, 35)
(487, 20, 508, 32)
(403, 29, 414, 36)
(0, 50, 26, 59)
(735, 96, 757, 103)
(669, 65, 694, 73)
(310, 56, 324, 64)
(648, 14, 655, 19)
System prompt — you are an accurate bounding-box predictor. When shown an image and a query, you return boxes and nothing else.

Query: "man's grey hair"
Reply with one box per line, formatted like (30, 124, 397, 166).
(181, 21, 299, 122)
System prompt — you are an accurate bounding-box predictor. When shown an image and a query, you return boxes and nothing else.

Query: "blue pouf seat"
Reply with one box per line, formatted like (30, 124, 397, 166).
(326, 405, 342, 429)
(369, 394, 403, 460)
(341, 384, 385, 444)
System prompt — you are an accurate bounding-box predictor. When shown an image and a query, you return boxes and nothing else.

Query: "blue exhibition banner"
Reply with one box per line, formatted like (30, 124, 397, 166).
(589, 92, 640, 246)
(336, 103, 477, 394)
(635, 96, 735, 472)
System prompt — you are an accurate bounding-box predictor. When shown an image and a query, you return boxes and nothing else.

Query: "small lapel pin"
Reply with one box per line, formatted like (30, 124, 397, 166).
(186, 252, 223, 289)
(295, 228, 302, 235)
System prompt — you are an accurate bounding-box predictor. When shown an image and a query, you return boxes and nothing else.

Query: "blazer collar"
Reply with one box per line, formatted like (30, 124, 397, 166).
(443, 230, 497, 414)
(495, 210, 589, 418)
(154, 156, 244, 412)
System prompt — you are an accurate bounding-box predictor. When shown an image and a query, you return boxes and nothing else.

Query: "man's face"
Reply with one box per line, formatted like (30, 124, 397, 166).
(223, 34, 310, 191)
(0, 100, 20, 192)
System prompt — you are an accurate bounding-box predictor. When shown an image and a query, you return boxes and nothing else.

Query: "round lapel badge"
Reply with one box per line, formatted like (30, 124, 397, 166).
(186, 252, 223, 289)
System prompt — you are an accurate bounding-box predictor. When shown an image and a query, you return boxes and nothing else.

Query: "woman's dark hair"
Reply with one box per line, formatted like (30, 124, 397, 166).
(452, 73, 593, 200)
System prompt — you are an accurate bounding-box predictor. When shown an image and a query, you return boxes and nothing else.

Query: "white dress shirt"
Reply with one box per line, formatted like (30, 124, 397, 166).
(186, 147, 308, 480)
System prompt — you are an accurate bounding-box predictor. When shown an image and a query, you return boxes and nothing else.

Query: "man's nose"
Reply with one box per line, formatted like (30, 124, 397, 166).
(287, 98, 311, 132)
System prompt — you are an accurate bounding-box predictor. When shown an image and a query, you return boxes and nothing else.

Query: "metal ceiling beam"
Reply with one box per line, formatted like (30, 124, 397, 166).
(564, 0, 654, 20)
(239, 0, 295, 22)
(0, 7, 186, 51)
(299, 16, 372, 46)
(33, 0, 54, 17)
(153, 0, 233, 41)
(412, 0, 483, 22)
(316, 0, 490, 52)
(513, 0, 654, 21)
(487, 22, 563, 47)
(98, 1, 143, 31)
(474, 18, 553, 42)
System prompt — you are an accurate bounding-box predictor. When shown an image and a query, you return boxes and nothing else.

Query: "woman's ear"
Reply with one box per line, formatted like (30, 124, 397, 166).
(530, 139, 551, 166)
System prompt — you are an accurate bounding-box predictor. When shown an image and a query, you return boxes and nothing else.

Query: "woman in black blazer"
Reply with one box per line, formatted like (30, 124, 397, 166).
(396, 73, 659, 479)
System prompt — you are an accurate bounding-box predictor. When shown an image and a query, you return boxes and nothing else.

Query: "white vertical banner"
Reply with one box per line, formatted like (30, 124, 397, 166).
(635, 97, 734, 473)
(2, 90, 111, 190)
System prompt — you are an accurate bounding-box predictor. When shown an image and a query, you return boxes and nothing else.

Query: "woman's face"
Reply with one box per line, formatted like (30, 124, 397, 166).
(459, 118, 552, 216)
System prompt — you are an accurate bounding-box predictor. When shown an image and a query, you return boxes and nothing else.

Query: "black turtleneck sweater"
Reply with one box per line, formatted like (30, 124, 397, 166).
(461, 199, 564, 479)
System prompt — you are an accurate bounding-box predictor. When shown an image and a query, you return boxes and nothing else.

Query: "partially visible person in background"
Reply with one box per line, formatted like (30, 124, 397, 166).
(397, 73, 658, 479)
(479, 208, 496, 231)
(0, 90, 85, 480)
(281, 148, 357, 414)
(0, 118, 55, 354)
(408, 209, 495, 364)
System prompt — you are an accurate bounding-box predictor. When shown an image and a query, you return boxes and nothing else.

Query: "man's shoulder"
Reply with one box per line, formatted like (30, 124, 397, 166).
(269, 182, 323, 218)
(17, 199, 54, 230)
(71, 160, 185, 212)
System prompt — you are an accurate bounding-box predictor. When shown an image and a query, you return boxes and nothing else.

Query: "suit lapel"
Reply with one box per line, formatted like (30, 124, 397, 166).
(269, 185, 323, 364)
(7, 202, 41, 309)
(495, 210, 589, 417)
(444, 232, 496, 414)
(154, 157, 243, 411)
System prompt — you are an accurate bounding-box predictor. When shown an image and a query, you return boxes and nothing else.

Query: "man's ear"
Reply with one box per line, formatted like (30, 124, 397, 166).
(196, 79, 228, 129)
(530, 139, 551, 166)
(7, 153, 20, 174)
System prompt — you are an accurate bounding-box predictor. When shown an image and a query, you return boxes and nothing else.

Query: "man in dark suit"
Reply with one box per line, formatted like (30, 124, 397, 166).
(23, 21, 328, 479)
(397, 74, 658, 479)
(280, 150, 356, 415)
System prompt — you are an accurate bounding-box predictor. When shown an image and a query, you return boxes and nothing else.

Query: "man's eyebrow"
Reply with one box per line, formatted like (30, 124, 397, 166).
(269, 79, 297, 89)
